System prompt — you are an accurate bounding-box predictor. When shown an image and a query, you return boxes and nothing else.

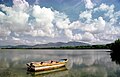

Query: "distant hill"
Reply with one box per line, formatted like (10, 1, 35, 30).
(33, 41, 90, 48)
(0, 41, 90, 48)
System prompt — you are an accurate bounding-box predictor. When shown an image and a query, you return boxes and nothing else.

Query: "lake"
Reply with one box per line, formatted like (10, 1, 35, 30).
(0, 49, 120, 77)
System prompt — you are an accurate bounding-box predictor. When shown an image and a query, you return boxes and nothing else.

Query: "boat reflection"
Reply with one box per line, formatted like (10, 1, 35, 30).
(27, 67, 68, 77)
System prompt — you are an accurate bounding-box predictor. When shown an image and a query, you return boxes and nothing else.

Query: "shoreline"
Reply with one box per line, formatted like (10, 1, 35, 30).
(0, 48, 111, 51)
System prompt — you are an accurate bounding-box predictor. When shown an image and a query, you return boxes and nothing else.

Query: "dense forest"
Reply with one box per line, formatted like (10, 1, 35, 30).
(43, 45, 110, 49)
(110, 39, 120, 51)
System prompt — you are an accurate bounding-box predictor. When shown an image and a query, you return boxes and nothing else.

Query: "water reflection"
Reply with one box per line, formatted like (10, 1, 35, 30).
(0, 49, 120, 77)
(110, 50, 120, 65)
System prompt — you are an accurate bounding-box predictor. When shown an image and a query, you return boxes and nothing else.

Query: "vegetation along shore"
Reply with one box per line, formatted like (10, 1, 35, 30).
(0, 39, 120, 51)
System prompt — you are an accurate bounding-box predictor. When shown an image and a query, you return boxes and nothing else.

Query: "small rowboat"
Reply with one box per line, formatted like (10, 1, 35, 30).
(27, 67, 68, 76)
(26, 59, 68, 72)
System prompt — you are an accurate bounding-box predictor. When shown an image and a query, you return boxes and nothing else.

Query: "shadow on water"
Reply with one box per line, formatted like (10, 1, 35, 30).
(110, 50, 120, 65)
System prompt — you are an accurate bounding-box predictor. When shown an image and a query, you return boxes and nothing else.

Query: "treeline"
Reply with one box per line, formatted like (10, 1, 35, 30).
(1, 44, 111, 49)
(46, 45, 110, 49)
(110, 39, 120, 52)
(1, 39, 120, 50)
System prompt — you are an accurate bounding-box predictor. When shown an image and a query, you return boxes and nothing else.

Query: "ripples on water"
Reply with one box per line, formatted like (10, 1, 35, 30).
(0, 49, 120, 77)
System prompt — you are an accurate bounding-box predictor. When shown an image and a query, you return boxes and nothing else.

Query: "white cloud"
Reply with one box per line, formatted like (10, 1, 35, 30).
(69, 21, 82, 29)
(64, 29, 73, 39)
(0, 0, 120, 45)
(79, 10, 92, 23)
(13, 0, 29, 11)
(12, 37, 20, 40)
(94, 17, 105, 32)
(104, 5, 114, 19)
(31, 5, 55, 37)
(94, 3, 109, 11)
(32, 5, 54, 23)
(73, 34, 82, 41)
(28, 30, 45, 37)
(0, 3, 29, 33)
(0, 27, 11, 36)
(84, 0, 94, 9)
(10, 11, 29, 25)
(82, 32, 95, 41)
(105, 26, 120, 35)
(64, 29, 82, 41)
(0, 11, 5, 19)
(78, 3, 120, 44)
(0, 38, 2, 41)
(79, 16, 105, 33)
(94, 3, 115, 19)
(56, 18, 71, 29)
(54, 11, 71, 29)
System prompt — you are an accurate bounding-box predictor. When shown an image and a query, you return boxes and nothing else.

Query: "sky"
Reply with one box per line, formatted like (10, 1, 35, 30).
(0, 0, 120, 45)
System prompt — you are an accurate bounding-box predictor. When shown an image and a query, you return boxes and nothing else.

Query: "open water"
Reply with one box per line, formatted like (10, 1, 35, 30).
(0, 49, 120, 77)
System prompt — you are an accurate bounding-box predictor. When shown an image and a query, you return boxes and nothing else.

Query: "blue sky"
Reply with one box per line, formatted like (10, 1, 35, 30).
(0, 0, 120, 45)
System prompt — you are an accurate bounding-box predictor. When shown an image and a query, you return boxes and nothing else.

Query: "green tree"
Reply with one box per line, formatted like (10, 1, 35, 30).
(111, 39, 120, 52)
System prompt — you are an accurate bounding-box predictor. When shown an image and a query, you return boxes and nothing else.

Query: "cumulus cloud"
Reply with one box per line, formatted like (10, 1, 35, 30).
(82, 32, 95, 41)
(73, 34, 82, 41)
(76, 3, 120, 44)
(94, 3, 110, 11)
(13, 0, 29, 11)
(12, 37, 20, 40)
(0, 27, 11, 37)
(30, 5, 55, 37)
(0, 0, 70, 45)
(0, 0, 120, 45)
(0, 11, 5, 19)
(0, 1, 29, 33)
(79, 10, 92, 23)
(64, 29, 73, 39)
(84, 0, 94, 9)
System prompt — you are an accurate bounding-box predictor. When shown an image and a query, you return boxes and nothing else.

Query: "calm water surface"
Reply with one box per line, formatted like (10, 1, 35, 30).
(0, 49, 120, 77)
